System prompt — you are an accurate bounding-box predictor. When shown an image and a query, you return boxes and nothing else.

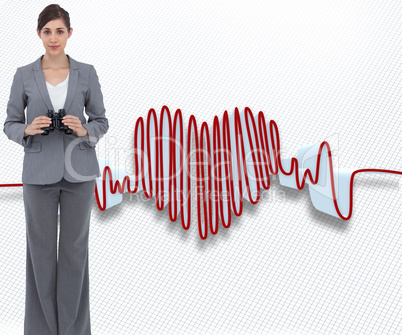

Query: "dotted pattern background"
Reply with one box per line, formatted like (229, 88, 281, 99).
(0, 1, 401, 334)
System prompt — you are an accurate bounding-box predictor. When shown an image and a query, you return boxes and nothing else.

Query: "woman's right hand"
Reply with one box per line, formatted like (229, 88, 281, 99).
(24, 116, 52, 136)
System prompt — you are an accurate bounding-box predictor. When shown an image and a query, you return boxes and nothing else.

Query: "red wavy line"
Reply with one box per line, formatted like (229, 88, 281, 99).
(1, 106, 401, 240)
(93, 106, 402, 239)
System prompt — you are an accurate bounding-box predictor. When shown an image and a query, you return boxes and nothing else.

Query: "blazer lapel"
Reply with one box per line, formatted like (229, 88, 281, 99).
(33, 54, 79, 113)
(63, 54, 78, 113)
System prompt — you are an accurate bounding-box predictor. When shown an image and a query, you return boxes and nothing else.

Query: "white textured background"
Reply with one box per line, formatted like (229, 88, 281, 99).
(0, 0, 401, 334)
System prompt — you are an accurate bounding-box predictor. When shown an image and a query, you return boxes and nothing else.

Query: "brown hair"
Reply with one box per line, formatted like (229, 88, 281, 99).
(37, 4, 71, 33)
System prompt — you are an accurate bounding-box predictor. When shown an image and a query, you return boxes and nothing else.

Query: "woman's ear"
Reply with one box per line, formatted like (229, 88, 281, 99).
(68, 27, 73, 38)
(37, 28, 41, 38)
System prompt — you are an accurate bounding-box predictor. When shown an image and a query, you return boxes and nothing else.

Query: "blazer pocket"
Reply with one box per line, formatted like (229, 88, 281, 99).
(24, 141, 42, 153)
(79, 141, 94, 150)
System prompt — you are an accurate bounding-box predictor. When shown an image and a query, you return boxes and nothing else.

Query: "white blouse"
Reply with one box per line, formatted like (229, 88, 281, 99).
(46, 72, 69, 113)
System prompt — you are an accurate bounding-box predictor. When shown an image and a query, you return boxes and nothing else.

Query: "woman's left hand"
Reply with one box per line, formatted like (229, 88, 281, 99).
(62, 115, 88, 137)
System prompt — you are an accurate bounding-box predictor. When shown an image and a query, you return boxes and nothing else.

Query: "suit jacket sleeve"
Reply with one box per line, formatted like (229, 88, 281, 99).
(82, 65, 109, 148)
(3, 67, 33, 148)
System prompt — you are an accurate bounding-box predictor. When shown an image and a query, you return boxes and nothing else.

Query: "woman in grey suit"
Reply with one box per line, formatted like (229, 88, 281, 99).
(3, 4, 108, 335)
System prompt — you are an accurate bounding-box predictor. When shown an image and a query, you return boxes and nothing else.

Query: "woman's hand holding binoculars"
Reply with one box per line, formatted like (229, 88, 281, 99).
(62, 115, 88, 137)
(24, 116, 51, 136)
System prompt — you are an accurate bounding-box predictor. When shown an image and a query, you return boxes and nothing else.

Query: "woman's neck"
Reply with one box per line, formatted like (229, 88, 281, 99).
(41, 52, 70, 70)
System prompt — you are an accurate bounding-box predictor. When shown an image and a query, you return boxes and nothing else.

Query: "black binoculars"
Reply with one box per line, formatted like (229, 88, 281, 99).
(41, 109, 73, 135)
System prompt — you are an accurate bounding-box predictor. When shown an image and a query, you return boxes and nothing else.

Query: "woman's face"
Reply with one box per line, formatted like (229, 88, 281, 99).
(37, 18, 73, 56)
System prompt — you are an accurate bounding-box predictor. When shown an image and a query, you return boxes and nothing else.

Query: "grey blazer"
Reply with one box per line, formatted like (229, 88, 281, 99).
(3, 54, 109, 184)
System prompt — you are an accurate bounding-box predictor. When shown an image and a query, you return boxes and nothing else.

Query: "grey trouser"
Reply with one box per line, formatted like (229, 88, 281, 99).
(23, 177, 95, 335)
